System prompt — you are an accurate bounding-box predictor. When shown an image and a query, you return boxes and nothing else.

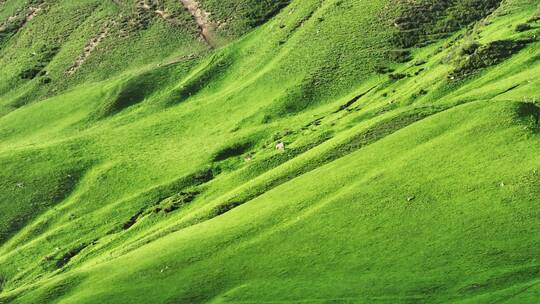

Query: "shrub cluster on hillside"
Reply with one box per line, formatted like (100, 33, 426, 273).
(450, 38, 535, 79)
(390, 0, 502, 49)
(200, 0, 290, 37)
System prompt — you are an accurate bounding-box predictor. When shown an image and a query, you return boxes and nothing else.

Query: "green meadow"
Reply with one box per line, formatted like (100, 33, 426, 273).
(0, 0, 539, 303)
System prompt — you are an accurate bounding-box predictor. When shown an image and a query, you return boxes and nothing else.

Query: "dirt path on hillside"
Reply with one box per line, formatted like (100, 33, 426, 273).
(179, 0, 215, 47)
(67, 23, 113, 75)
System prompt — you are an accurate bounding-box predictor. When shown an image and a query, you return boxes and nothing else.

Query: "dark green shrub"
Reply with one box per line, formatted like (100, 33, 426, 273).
(375, 65, 394, 74)
(412, 89, 428, 99)
(201, 0, 290, 37)
(517, 102, 540, 131)
(450, 39, 533, 79)
(40, 77, 52, 84)
(214, 201, 243, 216)
(460, 41, 481, 55)
(389, 73, 407, 81)
(390, 0, 503, 48)
(515, 23, 531, 32)
(20, 67, 43, 80)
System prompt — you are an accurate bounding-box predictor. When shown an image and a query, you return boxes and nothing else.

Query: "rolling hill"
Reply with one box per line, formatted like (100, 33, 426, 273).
(0, 0, 539, 303)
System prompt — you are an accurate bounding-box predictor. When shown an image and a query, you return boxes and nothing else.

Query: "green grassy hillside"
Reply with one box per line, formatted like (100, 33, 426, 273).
(0, 0, 539, 303)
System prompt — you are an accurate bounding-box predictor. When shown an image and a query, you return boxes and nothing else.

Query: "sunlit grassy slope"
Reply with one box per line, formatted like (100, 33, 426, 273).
(0, 0, 539, 303)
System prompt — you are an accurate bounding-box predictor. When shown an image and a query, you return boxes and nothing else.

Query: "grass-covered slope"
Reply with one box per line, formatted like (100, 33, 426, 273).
(0, 0, 539, 303)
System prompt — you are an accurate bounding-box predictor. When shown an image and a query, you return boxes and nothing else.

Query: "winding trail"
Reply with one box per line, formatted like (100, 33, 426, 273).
(179, 0, 215, 47)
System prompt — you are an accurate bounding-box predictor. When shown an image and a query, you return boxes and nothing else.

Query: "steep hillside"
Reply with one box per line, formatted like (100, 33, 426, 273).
(0, 0, 539, 303)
